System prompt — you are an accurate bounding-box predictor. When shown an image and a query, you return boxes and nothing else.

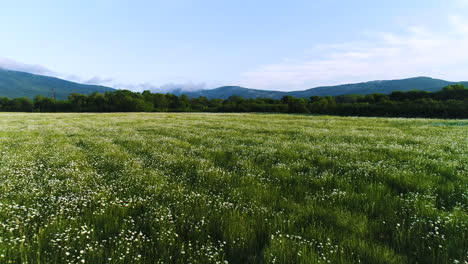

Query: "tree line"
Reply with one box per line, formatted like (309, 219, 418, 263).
(0, 84, 467, 118)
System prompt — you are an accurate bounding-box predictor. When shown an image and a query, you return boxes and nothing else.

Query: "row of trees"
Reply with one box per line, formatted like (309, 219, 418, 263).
(0, 84, 467, 118)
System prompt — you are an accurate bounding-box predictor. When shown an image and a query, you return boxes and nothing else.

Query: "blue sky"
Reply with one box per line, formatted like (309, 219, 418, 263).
(1, 0, 468, 91)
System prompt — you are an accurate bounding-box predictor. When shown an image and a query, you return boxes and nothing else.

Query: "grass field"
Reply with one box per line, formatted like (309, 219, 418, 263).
(0, 113, 466, 264)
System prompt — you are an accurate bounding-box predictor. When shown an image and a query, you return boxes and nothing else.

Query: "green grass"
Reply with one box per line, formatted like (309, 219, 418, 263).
(0, 113, 466, 264)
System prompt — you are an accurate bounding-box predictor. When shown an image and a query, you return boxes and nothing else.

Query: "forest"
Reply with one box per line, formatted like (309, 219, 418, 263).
(0, 84, 467, 118)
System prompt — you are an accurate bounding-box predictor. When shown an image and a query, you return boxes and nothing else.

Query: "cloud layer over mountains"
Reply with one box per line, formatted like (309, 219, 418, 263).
(0, 57, 55, 76)
(0, 57, 209, 93)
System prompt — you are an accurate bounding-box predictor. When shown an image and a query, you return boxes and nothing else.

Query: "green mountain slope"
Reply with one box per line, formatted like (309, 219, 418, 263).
(175, 77, 468, 99)
(0, 69, 115, 100)
(289, 77, 460, 97)
(174, 86, 289, 99)
(1, 69, 466, 101)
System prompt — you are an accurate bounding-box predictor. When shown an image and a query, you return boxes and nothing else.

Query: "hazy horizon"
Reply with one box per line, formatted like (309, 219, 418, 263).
(1, 67, 464, 93)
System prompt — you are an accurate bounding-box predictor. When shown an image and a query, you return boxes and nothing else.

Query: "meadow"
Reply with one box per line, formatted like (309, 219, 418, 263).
(0, 113, 466, 264)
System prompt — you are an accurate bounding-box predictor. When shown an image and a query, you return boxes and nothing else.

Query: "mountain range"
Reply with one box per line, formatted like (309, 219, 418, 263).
(0, 68, 466, 100)
(0, 68, 115, 100)
(173, 77, 468, 99)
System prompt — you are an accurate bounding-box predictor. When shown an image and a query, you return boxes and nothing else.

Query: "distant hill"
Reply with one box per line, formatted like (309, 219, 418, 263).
(1, 70, 467, 101)
(172, 86, 289, 99)
(174, 77, 468, 99)
(0, 69, 115, 100)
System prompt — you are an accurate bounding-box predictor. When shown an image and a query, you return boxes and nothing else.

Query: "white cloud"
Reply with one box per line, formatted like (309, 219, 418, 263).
(241, 15, 468, 91)
(449, 15, 468, 34)
(0, 57, 211, 93)
(114, 82, 208, 93)
(156, 82, 208, 92)
(0, 57, 55, 76)
(84, 76, 115, 85)
(454, 0, 468, 6)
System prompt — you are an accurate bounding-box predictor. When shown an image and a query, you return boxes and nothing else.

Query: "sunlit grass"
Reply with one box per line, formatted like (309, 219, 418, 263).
(0, 113, 466, 264)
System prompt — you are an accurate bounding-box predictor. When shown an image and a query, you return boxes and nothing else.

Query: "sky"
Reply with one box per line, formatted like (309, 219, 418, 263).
(1, 0, 468, 92)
